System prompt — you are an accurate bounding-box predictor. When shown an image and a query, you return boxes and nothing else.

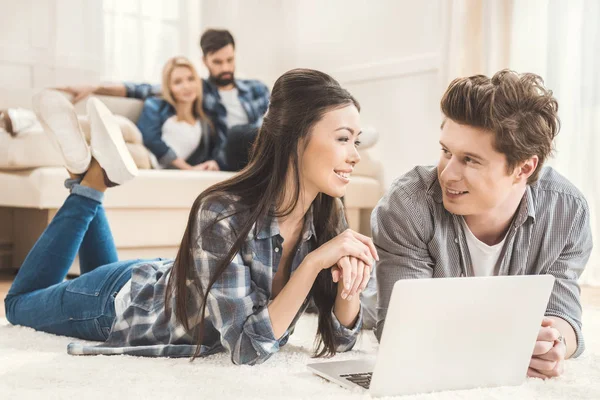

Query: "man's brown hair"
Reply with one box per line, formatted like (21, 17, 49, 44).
(440, 69, 560, 183)
(199, 29, 235, 56)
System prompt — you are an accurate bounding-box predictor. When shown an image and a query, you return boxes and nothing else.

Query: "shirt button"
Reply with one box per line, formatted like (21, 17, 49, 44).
(454, 238, 458, 244)
(274, 247, 280, 253)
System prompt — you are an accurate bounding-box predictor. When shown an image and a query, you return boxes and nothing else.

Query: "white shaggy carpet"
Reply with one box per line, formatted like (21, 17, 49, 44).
(1, 310, 599, 400)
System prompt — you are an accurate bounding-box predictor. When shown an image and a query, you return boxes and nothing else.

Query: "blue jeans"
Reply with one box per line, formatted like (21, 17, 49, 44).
(4, 183, 141, 341)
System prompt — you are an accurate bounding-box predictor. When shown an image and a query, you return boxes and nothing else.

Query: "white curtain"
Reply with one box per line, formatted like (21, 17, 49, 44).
(441, 0, 600, 286)
(439, 0, 513, 90)
(511, 0, 600, 286)
(101, 0, 202, 82)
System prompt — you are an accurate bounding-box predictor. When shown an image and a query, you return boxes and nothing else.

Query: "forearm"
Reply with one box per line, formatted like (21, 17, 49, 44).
(547, 316, 577, 359)
(94, 83, 127, 97)
(334, 283, 361, 327)
(268, 259, 320, 339)
(170, 157, 192, 170)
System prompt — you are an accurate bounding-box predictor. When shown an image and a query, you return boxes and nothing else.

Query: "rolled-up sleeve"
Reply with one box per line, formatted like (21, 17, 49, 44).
(124, 82, 162, 100)
(544, 199, 592, 358)
(196, 203, 280, 365)
(331, 305, 363, 351)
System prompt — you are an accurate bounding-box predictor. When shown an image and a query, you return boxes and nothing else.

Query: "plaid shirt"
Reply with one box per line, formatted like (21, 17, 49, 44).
(68, 197, 362, 365)
(372, 166, 592, 357)
(124, 79, 270, 169)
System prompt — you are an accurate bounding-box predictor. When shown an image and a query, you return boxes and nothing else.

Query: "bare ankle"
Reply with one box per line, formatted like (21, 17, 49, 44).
(80, 158, 108, 192)
(68, 171, 82, 180)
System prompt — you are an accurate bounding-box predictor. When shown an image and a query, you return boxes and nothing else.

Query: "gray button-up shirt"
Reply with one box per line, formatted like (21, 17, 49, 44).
(371, 166, 592, 357)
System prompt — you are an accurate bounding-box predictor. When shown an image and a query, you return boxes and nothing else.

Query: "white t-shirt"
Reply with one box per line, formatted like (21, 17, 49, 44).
(461, 217, 507, 276)
(149, 116, 202, 169)
(219, 88, 249, 128)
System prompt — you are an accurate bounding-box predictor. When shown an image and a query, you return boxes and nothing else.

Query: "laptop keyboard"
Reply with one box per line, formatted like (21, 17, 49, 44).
(340, 372, 372, 389)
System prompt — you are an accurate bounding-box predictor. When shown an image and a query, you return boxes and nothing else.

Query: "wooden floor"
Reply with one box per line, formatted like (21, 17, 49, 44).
(1, 269, 599, 318)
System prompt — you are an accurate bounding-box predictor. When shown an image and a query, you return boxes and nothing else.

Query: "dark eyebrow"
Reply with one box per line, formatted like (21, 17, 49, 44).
(335, 127, 362, 136)
(464, 151, 485, 161)
(440, 141, 485, 161)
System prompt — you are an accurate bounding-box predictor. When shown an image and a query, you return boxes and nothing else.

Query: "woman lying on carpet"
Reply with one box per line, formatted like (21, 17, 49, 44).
(138, 56, 220, 171)
(4, 69, 378, 365)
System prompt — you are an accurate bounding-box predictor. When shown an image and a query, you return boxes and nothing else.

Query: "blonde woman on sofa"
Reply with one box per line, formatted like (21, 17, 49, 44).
(4, 69, 378, 365)
(140, 56, 219, 171)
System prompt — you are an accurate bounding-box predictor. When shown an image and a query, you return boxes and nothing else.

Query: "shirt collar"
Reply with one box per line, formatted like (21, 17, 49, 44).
(521, 185, 537, 222)
(254, 205, 316, 242)
(234, 79, 250, 94)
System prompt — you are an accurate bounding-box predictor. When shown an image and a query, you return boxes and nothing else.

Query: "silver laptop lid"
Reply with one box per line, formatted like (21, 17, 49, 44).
(370, 275, 555, 397)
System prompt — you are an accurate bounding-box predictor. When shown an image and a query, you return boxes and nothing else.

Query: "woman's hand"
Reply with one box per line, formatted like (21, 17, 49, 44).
(306, 228, 378, 279)
(331, 257, 371, 300)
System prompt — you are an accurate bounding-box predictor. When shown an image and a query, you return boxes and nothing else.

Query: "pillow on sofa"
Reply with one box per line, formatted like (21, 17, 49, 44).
(0, 115, 151, 170)
(78, 115, 143, 145)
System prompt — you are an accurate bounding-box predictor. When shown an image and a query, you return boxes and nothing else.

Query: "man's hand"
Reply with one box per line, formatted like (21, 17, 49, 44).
(528, 317, 566, 379)
(192, 160, 220, 171)
(56, 85, 99, 103)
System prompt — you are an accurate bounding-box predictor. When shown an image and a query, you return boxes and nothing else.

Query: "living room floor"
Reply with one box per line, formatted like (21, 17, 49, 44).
(1, 269, 599, 318)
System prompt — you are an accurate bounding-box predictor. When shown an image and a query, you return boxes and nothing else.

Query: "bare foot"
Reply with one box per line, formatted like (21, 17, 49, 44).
(80, 158, 108, 193)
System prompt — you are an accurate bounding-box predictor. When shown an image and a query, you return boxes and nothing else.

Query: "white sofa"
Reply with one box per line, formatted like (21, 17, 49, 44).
(0, 89, 384, 272)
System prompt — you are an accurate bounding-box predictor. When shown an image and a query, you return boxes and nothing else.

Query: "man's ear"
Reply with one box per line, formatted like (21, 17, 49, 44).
(515, 156, 539, 183)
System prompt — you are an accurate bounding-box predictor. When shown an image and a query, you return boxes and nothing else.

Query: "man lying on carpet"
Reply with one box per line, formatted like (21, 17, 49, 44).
(372, 70, 593, 380)
(4, 69, 377, 365)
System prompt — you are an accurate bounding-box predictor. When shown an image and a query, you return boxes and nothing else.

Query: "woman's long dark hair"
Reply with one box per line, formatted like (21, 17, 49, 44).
(165, 68, 360, 359)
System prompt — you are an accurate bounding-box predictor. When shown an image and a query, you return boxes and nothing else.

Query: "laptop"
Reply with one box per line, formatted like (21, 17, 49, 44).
(307, 275, 555, 397)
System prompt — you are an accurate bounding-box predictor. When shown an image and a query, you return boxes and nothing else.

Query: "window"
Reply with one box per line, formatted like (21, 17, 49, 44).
(102, 0, 192, 82)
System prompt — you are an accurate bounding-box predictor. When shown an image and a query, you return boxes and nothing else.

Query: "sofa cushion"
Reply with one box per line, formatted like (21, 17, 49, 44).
(0, 130, 64, 170)
(0, 167, 381, 210)
(343, 175, 384, 209)
(78, 115, 143, 144)
(0, 168, 235, 208)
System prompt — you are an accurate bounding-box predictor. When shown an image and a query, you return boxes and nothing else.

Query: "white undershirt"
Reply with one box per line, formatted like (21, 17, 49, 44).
(149, 116, 202, 169)
(219, 88, 249, 128)
(461, 217, 507, 276)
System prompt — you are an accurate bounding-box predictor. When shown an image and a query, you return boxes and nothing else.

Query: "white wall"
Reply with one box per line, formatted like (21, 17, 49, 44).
(199, 0, 288, 87)
(0, 0, 104, 89)
(201, 0, 444, 187)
